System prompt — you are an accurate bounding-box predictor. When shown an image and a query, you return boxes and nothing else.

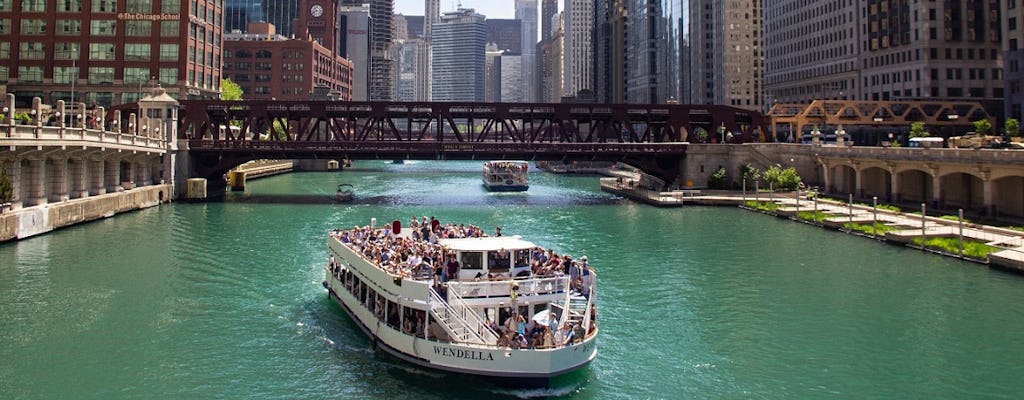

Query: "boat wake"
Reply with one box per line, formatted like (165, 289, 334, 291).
(491, 384, 581, 399)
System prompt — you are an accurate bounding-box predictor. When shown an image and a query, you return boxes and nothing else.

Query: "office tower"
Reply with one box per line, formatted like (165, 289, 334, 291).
(515, 0, 538, 102)
(368, 0, 395, 100)
(687, 0, 761, 111)
(764, 0, 1003, 112)
(541, 0, 557, 41)
(340, 4, 371, 100)
(562, 0, 594, 99)
(621, 0, 682, 104)
(264, 0, 301, 38)
(431, 8, 486, 101)
(594, 0, 627, 103)
(0, 0, 224, 106)
(424, 0, 440, 38)
(1006, 0, 1024, 121)
(485, 43, 504, 102)
(486, 19, 523, 53)
(225, 0, 266, 33)
(498, 53, 524, 103)
(538, 12, 564, 102)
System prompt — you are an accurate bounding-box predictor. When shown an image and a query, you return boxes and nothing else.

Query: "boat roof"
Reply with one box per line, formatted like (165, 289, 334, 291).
(484, 160, 529, 165)
(439, 236, 536, 251)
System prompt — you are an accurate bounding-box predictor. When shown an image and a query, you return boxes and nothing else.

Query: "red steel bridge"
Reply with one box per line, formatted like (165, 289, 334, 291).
(173, 100, 769, 190)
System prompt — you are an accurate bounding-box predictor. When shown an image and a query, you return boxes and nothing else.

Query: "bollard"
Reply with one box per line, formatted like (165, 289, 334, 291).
(920, 203, 927, 251)
(847, 194, 854, 233)
(872, 196, 878, 237)
(958, 209, 964, 257)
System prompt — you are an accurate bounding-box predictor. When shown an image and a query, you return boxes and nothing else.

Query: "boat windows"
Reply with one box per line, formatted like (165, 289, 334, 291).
(514, 250, 530, 268)
(460, 252, 483, 269)
(488, 250, 511, 271)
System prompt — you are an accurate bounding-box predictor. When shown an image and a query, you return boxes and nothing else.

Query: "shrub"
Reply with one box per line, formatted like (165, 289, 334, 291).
(973, 119, 993, 136)
(762, 164, 802, 191)
(843, 222, 896, 236)
(797, 210, 830, 224)
(708, 166, 728, 189)
(1006, 118, 1020, 138)
(913, 237, 997, 259)
(909, 122, 929, 138)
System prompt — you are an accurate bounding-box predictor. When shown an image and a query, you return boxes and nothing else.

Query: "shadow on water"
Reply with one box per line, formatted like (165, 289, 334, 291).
(224, 193, 623, 207)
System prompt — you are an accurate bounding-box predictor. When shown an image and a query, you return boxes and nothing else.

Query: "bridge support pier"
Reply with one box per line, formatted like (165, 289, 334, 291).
(88, 159, 107, 196)
(104, 160, 120, 192)
(68, 158, 89, 199)
(47, 157, 69, 203)
(22, 159, 47, 207)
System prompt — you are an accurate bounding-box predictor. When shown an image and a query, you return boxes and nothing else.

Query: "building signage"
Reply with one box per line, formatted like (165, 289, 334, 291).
(433, 346, 494, 361)
(118, 13, 180, 21)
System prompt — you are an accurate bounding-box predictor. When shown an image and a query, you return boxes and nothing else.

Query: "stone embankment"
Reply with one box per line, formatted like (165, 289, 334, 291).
(0, 184, 171, 242)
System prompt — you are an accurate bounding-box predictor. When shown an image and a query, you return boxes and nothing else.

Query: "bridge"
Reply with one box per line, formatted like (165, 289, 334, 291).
(168, 100, 770, 193)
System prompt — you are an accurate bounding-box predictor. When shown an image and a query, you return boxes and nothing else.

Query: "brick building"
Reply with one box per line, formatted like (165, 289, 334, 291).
(222, 22, 353, 101)
(0, 0, 223, 107)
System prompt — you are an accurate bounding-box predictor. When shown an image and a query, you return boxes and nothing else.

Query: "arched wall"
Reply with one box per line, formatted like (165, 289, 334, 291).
(898, 169, 932, 204)
(861, 167, 891, 200)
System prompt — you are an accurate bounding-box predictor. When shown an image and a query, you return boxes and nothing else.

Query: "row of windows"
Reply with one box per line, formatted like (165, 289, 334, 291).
(3, 65, 176, 85)
(8, 42, 180, 62)
(225, 50, 307, 59)
(1, 0, 179, 13)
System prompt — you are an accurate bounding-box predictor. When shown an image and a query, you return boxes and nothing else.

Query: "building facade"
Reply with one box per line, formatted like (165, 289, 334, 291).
(368, 0, 394, 100)
(431, 8, 486, 102)
(222, 23, 353, 101)
(486, 19, 522, 54)
(0, 0, 224, 107)
(764, 0, 1003, 113)
(498, 53, 524, 103)
(687, 0, 762, 111)
(1004, 1, 1024, 122)
(624, 0, 683, 104)
(562, 0, 594, 99)
(224, 0, 265, 33)
(339, 3, 370, 100)
(515, 0, 538, 102)
(594, 0, 627, 103)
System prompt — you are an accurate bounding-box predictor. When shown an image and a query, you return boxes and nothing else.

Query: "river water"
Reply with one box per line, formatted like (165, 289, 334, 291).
(2, 161, 1024, 399)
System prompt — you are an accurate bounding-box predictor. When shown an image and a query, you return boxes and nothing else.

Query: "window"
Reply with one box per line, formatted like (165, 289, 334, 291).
(125, 43, 151, 61)
(90, 20, 116, 36)
(91, 0, 115, 12)
(0, 19, 10, 34)
(159, 44, 177, 61)
(20, 19, 46, 35)
(0, 0, 10, 11)
(125, 0, 151, 13)
(460, 252, 483, 269)
(21, 0, 45, 12)
(53, 42, 80, 59)
(256, 50, 273, 59)
(89, 43, 115, 60)
(0, 66, 8, 83)
(88, 67, 114, 84)
(161, 0, 179, 13)
(57, 19, 81, 35)
(126, 21, 151, 37)
(19, 42, 45, 59)
(18, 66, 44, 83)
(159, 68, 177, 86)
(124, 67, 150, 84)
(58, 0, 82, 12)
(160, 21, 178, 37)
(0, 42, 8, 59)
(53, 66, 78, 84)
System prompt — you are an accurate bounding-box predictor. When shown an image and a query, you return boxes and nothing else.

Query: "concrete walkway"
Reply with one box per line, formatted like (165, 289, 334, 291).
(600, 180, 1024, 273)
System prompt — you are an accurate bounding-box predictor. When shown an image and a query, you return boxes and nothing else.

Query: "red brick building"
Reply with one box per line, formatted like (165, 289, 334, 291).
(223, 22, 353, 101)
(0, 0, 223, 107)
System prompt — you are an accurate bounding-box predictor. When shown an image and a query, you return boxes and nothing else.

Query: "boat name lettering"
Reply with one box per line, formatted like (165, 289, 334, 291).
(433, 346, 494, 361)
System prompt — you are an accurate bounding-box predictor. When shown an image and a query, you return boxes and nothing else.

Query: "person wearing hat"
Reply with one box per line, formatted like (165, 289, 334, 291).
(581, 256, 593, 297)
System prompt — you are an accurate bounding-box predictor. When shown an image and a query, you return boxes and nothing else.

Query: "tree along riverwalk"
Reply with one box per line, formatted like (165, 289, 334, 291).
(600, 178, 1024, 273)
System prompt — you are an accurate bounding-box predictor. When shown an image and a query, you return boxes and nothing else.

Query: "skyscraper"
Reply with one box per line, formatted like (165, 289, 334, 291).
(339, 3, 371, 100)
(563, 0, 594, 99)
(624, 1, 683, 104)
(541, 0, 558, 41)
(687, 0, 761, 111)
(594, 0, 627, 103)
(431, 8, 486, 101)
(368, 0, 395, 100)
(515, 0, 538, 102)
(764, 0, 1004, 111)
(225, 0, 266, 33)
(1005, 0, 1024, 121)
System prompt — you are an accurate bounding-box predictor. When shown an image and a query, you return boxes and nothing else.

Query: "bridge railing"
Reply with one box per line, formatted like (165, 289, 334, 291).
(2, 123, 166, 150)
(187, 139, 689, 155)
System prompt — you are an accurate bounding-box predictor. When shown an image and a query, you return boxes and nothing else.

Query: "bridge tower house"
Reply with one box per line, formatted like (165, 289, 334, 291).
(138, 86, 187, 200)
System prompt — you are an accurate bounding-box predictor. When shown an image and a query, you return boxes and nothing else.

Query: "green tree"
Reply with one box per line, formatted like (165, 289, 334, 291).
(220, 78, 243, 100)
(1005, 118, 1020, 138)
(762, 164, 802, 191)
(909, 121, 929, 138)
(741, 163, 761, 184)
(973, 119, 993, 136)
(708, 166, 728, 189)
(0, 166, 13, 205)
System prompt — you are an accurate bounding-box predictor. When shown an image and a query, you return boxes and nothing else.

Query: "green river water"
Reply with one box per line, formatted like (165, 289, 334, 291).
(2, 160, 1024, 399)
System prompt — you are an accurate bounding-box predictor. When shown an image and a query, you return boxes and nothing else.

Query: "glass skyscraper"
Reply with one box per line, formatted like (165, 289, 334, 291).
(431, 8, 486, 101)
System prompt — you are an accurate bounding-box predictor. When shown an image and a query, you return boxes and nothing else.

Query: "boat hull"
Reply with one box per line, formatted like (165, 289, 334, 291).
(482, 183, 530, 192)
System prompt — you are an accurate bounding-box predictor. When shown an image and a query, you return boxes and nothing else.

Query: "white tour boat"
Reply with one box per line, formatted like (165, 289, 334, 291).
(482, 161, 530, 191)
(323, 219, 597, 383)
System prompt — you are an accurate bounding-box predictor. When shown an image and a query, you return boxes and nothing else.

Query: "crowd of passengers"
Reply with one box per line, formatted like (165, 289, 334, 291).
(328, 216, 595, 295)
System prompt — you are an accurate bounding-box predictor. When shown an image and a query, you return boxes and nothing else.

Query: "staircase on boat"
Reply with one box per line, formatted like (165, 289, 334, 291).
(428, 287, 498, 345)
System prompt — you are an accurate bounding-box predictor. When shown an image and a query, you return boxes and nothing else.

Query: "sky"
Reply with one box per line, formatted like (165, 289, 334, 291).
(393, 0, 516, 20)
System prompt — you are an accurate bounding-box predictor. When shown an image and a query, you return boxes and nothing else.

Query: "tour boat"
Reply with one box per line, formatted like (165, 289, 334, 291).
(323, 219, 598, 384)
(482, 161, 529, 192)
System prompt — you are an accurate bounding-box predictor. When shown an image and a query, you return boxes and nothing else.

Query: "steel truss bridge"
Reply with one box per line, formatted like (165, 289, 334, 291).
(174, 100, 769, 189)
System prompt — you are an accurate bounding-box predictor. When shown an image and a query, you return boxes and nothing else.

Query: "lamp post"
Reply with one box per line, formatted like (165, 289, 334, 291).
(718, 122, 726, 144)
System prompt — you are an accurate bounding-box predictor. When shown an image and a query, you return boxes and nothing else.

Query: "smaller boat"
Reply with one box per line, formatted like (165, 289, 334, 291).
(336, 184, 354, 202)
(483, 161, 529, 192)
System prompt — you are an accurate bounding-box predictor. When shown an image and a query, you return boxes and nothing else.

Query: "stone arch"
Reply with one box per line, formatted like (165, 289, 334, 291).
(940, 172, 984, 211)
(861, 166, 891, 201)
(993, 175, 1024, 218)
(830, 164, 856, 194)
(897, 168, 932, 205)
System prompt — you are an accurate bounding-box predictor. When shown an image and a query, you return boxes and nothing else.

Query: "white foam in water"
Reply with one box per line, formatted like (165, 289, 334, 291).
(492, 384, 580, 399)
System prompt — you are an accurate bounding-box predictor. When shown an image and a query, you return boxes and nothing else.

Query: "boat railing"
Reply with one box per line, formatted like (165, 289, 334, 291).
(446, 286, 500, 344)
(428, 287, 497, 345)
(448, 276, 569, 299)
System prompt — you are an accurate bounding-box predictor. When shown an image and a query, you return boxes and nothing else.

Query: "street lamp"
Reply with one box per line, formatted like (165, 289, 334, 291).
(718, 122, 726, 144)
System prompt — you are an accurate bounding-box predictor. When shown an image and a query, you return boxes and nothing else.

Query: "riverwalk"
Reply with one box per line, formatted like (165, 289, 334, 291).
(601, 178, 1024, 273)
